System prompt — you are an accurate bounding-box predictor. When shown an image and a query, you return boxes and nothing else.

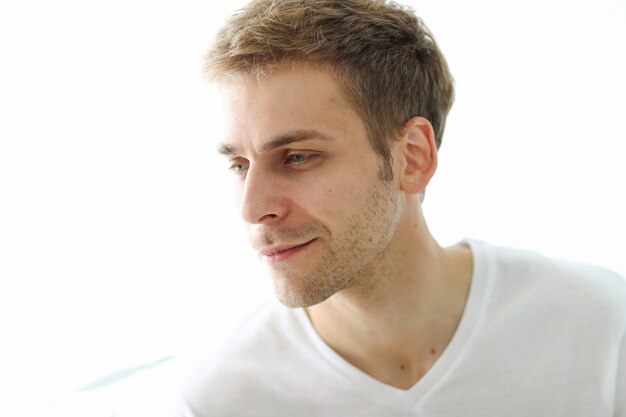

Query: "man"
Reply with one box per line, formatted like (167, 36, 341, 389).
(179, 1, 626, 415)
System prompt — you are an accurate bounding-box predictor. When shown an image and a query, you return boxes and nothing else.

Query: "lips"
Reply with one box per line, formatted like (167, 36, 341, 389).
(259, 239, 316, 263)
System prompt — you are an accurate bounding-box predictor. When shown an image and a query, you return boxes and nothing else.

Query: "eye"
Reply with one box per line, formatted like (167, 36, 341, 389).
(228, 159, 249, 176)
(286, 152, 317, 166)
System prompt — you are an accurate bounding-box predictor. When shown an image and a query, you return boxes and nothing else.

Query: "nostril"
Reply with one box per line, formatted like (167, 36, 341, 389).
(258, 213, 279, 222)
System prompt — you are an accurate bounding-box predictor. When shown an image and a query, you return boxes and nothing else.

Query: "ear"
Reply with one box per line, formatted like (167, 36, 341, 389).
(397, 116, 438, 195)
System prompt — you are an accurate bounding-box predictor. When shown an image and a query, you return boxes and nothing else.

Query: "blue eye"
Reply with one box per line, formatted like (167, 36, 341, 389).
(228, 161, 248, 176)
(287, 153, 308, 164)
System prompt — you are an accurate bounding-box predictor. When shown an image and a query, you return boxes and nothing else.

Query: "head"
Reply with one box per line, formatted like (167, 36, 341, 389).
(207, 0, 453, 308)
(205, 0, 454, 182)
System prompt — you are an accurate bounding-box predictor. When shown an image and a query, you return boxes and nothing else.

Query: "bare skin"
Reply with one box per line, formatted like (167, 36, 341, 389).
(217, 63, 473, 390)
(306, 208, 472, 389)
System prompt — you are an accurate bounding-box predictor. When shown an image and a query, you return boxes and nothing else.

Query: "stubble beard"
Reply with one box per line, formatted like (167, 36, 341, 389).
(255, 180, 401, 309)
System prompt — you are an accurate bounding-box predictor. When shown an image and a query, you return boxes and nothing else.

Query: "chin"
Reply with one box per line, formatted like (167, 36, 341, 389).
(271, 273, 335, 309)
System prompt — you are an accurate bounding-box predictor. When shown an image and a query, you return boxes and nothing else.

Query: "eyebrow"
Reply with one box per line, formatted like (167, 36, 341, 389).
(217, 129, 335, 156)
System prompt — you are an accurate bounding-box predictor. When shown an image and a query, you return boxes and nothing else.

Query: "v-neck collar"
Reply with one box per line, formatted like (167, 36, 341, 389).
(294, 239, 494, 408)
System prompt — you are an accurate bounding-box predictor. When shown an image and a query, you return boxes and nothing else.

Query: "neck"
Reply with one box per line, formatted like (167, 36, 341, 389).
(305, 200, 472, 389)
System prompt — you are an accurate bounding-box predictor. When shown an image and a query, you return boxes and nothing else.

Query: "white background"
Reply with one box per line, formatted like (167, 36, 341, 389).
(1, 0, 625, 414)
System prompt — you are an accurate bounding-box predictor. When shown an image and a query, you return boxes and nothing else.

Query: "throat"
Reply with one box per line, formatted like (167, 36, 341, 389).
(304, 242, 473, 390)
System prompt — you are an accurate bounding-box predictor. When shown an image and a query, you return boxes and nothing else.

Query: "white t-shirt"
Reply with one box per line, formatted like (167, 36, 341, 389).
(178, 240, 626, 416)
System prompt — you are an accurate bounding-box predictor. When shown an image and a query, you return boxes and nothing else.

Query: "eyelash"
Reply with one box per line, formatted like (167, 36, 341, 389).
(228, 162, 248, 175)
(285, 152, 316, 166)
(228, 152, 318, 177)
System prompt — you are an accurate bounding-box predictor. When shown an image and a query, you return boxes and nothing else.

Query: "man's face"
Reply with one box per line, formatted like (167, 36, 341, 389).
(218, 64, 403, 308)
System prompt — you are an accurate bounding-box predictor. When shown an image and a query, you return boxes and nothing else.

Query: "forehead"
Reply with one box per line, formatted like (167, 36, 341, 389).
(216, 64, 367, 155)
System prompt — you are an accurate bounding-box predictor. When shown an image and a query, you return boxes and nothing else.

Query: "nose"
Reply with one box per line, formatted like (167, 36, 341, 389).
(240, 164, 289, 225)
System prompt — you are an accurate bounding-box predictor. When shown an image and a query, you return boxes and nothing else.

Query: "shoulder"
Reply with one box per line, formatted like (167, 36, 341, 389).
(186, 300, 302, 377)
(178, 302, 313, 415)
(496, 244, 624, 297)
(472, 240, 626, 325)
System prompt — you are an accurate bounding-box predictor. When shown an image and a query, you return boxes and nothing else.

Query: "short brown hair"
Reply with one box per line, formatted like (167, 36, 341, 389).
(204, 0, 454, 181)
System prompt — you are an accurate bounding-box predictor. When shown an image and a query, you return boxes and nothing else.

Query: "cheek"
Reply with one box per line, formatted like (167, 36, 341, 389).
(305, 174, 372, 226)
(291, 151, 381, 223)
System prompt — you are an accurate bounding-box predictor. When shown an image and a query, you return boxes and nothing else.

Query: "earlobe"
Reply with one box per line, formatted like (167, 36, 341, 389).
(398, 117, 438, 195)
